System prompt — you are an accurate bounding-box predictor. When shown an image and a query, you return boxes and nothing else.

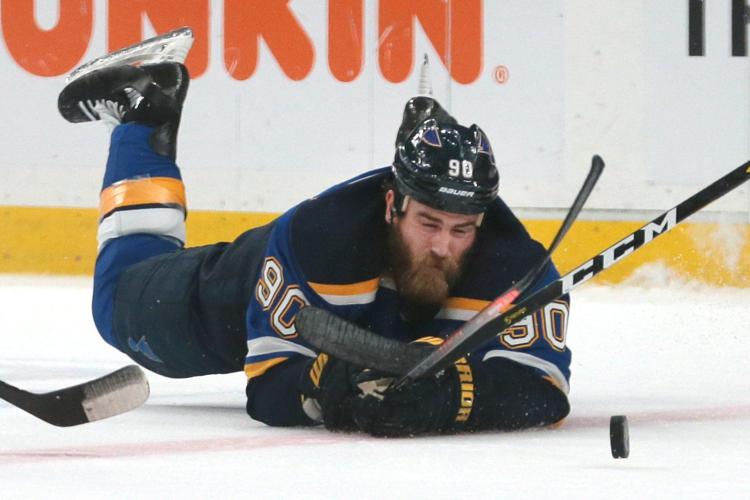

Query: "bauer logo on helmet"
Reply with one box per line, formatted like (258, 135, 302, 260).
(438, 187, 476, 197)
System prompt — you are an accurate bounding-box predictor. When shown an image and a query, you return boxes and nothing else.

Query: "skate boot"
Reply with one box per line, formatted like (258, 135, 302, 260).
(58, 62, 189, 160)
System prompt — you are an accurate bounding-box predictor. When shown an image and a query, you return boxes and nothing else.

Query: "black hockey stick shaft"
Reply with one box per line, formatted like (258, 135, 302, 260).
(0, 365, 149, 427)
(296, 155, 604, 373)
(544, 155, 605, 260)
(403, 160, 750, 381)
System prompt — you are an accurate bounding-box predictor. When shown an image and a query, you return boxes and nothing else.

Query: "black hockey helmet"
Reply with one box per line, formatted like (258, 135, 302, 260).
(392, 100, 499, 215)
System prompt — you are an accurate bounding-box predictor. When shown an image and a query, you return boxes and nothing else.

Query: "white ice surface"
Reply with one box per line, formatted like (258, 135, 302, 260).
(0, 276, 748, 499)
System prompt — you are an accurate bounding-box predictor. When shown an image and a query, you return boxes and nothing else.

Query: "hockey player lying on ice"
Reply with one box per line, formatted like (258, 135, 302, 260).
(59, 58, 571, 438)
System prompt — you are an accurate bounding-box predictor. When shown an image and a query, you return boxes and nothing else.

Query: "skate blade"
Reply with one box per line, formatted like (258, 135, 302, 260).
(66, 26, 194, 84)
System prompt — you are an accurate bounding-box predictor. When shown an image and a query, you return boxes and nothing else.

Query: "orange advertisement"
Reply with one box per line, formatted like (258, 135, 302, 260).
(1, 0, 482, 82)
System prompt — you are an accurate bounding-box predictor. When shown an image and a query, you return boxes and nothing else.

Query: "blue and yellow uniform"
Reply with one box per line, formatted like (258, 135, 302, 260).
(92, 123, 570, 427)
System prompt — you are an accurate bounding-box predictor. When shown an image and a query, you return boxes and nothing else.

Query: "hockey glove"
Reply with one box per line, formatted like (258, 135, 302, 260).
(351, 337, 474, 437)
(299, 353, 362, 432)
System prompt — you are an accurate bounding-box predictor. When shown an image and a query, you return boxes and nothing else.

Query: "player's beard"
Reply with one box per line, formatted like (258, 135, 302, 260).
(386, 225, 467, 308)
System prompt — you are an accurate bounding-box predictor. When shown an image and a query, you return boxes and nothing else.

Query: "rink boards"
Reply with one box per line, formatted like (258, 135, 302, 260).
(1, 206, 747, 286)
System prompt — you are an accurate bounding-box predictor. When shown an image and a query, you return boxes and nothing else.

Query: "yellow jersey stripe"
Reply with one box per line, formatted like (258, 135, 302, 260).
(308, 277, 380, 296)
(244, 357, 288, 379)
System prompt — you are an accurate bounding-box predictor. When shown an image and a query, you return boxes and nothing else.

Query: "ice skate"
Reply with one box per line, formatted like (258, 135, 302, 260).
(57, 27, 194, 159)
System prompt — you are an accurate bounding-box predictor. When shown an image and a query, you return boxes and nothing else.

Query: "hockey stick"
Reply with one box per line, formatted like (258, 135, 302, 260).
(296, 154, 606, 373)
(297, 160, 750, 380)
(0, 365, 149, 427)
(403, 159, 750, 382)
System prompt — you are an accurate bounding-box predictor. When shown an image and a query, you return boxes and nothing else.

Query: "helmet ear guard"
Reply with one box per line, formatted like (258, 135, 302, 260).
(390, 189, 410, 216)
(386, 187, 409, 224)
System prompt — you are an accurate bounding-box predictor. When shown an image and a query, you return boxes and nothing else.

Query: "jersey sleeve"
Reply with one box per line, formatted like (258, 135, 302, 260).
(431, 262, 571, 393)
(244, 169, 389, 381)
(429, 193, 573, 394)
(242, 210, 355, 426)
(242, 210, 326, 381)
(471, 264, 571, 393)
(242, 170, 389, 426)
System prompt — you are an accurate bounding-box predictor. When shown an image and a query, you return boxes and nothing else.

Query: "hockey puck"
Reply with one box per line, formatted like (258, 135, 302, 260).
(610, 415, 629, 458)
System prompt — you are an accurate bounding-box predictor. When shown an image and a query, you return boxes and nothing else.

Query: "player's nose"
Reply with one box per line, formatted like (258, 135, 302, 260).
(430, 231, 451, 258)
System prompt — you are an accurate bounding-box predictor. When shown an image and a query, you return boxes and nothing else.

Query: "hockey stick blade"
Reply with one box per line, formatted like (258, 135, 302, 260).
(0, 365, 149, 427)
(297, 155, 604, 373)
(295, 307, 424, 374)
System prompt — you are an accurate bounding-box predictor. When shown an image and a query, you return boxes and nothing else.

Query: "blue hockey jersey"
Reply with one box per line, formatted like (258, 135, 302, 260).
(244, 167, 571, 401)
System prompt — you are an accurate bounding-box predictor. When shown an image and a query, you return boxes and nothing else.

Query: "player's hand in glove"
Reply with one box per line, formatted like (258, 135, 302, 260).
(299, 353, 362, 432)
(351, 337, 474, 437)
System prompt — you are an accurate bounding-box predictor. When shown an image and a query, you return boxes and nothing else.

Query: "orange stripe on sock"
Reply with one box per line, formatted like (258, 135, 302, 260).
(99, 177, 186, 219)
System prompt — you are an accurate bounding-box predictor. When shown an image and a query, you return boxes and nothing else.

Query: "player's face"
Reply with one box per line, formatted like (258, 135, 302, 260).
(385, 191, 479, 306)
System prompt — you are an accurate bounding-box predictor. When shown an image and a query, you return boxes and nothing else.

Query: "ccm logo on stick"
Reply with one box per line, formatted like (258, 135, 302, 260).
(561, 208, 678, 294)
